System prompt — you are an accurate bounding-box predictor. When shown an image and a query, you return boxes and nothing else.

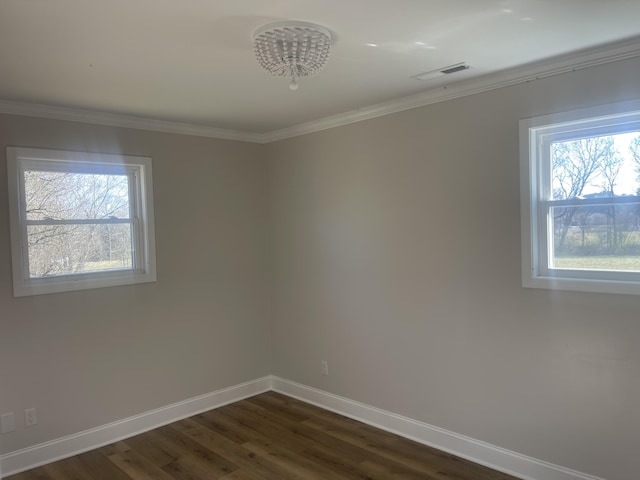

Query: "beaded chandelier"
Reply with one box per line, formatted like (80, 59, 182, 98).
(253, 21, 332, 90)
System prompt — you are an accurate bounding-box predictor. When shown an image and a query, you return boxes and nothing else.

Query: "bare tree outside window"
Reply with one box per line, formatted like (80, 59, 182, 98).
(550, 132, 640, 271)
(630, 135, 640, 186)
(24, 170, 134, 277)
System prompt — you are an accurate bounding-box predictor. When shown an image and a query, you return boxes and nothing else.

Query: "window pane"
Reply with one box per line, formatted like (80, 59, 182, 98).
(27, 223, 133, 277)
(551, 204, 640, 271)
(24, 171, 130, 221)
(551, 132, 640, 201)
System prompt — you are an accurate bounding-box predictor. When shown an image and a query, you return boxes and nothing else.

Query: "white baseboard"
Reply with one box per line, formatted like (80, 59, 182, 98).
(0, 376, 271, 478)
(1, 376, 607, 480)
(271, 376, 607, 480)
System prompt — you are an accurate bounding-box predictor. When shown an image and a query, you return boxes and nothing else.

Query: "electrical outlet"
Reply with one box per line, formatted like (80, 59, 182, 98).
(321, 360, 329, 376)
(25, 408, 37, 427)
(1, 413, 15, 433)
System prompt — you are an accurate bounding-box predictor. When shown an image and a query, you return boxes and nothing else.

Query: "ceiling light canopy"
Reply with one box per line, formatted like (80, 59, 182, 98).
(253, 21, 332, 91)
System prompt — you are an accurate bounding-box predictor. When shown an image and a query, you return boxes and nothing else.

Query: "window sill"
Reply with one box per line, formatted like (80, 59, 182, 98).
(13, 270, 157, 297)
(523, 275, 640, 295)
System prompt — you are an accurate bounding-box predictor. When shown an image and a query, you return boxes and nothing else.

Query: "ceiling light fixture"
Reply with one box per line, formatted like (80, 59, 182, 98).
(253, 21, 332, 91)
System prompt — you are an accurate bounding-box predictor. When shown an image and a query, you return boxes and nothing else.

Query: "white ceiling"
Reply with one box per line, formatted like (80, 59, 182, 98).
(1, 0, 640, 136)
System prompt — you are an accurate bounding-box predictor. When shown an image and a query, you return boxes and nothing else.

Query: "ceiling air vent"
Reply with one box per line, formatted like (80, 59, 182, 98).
(440, 63, 470, 74)
(412, 62, 471, 81)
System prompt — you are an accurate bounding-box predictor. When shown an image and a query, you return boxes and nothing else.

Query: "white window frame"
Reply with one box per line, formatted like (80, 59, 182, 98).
(520, 100, 640, 295)
(6, 147, 157, 297)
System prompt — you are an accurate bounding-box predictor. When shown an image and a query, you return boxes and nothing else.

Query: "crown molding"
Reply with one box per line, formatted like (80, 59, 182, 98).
(1, 36, 639, 145)
(0, 100, 269, 144)
(262, 36, 640, 142)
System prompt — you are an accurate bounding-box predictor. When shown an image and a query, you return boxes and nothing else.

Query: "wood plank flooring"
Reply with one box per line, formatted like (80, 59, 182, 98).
(7, 391, 521, 480)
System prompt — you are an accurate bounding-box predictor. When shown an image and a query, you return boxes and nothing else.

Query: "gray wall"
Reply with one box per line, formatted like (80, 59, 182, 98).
(0, 115, 272, 454)
(266, 57, 640, 480)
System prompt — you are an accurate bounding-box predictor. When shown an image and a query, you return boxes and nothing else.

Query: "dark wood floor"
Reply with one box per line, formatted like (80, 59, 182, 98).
(7, 391, 521, 480)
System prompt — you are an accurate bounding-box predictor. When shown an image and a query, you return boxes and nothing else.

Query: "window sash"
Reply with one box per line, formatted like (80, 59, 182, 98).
(541, 195, 640, 208)
(19, 158, 131, 175)
(19, 162, 135, 220)
(24, 219, 139, 278)
(537, 191, 640, 281)
(536, 131, 640, 279)
(26, 218, 133, 226)
(17, 164, 142, 278)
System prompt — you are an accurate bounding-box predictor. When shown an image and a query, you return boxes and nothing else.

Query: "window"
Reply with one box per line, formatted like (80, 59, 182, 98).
(521, 101, 640, 294)
(7, 147, 156, 297)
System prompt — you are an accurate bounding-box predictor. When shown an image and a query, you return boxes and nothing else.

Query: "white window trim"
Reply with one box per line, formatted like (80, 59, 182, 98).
(520, 100, 640, 295)
(6, 147, 157, 297)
